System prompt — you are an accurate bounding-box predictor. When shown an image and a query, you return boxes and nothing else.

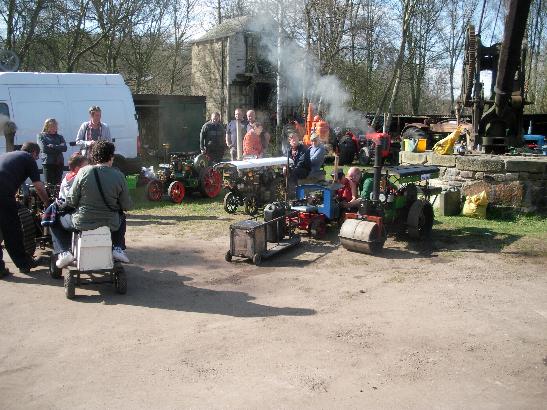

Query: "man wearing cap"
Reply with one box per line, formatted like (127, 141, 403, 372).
(75, 106, 112, 157)
(308, 132, 326, 181)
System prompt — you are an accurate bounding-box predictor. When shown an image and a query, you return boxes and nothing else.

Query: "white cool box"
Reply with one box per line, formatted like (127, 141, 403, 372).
(71, 226, 113, 271)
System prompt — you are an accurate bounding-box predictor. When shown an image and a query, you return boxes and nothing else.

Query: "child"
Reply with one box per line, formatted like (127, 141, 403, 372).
(58, 153, 88, 200)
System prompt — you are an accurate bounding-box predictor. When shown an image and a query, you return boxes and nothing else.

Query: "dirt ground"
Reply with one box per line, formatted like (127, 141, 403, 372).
(1, 212, 546, 409)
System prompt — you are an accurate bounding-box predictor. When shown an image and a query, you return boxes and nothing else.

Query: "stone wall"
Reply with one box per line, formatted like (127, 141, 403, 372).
(399, 152, 547, 211)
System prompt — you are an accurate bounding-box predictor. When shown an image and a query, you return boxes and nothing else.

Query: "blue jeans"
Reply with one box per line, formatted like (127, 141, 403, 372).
(50, 213, 127, 254)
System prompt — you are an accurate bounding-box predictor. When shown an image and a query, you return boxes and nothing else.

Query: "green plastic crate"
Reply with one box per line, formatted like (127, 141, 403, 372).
(126, 174, 138, 190)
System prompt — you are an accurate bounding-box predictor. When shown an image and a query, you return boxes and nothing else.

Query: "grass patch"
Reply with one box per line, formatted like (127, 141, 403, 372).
(436, 212, 547, 237)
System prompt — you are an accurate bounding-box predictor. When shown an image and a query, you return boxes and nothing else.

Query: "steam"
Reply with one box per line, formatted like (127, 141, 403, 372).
(248, 13, 372, 133)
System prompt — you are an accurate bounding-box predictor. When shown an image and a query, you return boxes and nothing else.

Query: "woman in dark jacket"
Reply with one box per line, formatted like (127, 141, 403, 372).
(37, 118, 67, 185)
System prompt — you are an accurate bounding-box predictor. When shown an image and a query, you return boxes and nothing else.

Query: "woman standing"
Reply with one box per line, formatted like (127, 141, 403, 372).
(37, 118, 67, 185)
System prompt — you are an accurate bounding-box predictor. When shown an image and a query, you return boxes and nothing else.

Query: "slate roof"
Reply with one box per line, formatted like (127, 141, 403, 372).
(193, 16, 252, 43)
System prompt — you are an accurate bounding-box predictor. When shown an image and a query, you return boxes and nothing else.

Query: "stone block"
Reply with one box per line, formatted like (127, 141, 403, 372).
(518, 172, 529, 180)
(456, 156, 505, 172)
(504, 159, 547, 173)
(474, 172, 484, 180)
(460, 171, 474, 178)
(430, 153, 456, 167)
(399, 151, 431, 165)
(505, 173, 519, 182)
(444, 168, 459, 178)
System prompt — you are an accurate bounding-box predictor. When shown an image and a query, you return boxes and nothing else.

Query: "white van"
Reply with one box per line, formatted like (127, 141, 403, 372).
(0, 72, 139, 172)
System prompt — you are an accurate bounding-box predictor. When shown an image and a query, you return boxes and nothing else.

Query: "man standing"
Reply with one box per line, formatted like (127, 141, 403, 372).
(247, 109, 270, 155)
(225, 108, 246, 161)
(75, 106, 112, 157)
(0, 142, 50, 276)
(199, 112, 225, 163)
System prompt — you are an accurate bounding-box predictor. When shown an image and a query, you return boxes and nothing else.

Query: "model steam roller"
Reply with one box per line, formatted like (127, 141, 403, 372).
(339, 145, 440, 254)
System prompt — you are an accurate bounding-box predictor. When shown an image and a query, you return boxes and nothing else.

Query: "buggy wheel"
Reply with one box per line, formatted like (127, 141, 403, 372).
(49, 252, 62, 279)
(310, 218, 327, 239)
(114, 265, 127, 295)
(199, 167, 222, 198)
(223, 192, 239, 214)
(225, 250, 232, 262)
(64, 271, 75, 299)
(17, 206, 37, 257)
(146, 180, 163, 201)
(252, 253, 262, 266)
(168, 181, 185, 204)
(358, 146, 371, 165)
(244, 196, 259, 216)
(407, 200, 434, 240)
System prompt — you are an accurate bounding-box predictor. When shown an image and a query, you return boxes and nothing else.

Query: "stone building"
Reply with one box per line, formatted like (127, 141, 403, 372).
(190, 16, 276, 123)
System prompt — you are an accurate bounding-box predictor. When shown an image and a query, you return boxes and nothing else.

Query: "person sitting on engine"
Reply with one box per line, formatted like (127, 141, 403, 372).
(339, 166, 362, 209)
(307, 132, 326, 180)
(50, 141, 132, 268)
(58, 153, 88, 201)
(286, 132, 310, 185)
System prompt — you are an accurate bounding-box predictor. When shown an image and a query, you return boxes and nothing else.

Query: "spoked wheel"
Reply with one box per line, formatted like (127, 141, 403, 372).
(168, 181, 185, 204)
(146, 180, 163, 201)
(309, 217, 327, 239)
(223, 192, 240, 214)
(49, 252, 62, 279)
(64, 271, 75, 299)
(114, 264, 127, 295)
(407, 200, 434, 240)
(199, 167, 222, 198)
(17, 206, 37, 257)
(272, 177, 287, 202)
(244, 196, 259, 216)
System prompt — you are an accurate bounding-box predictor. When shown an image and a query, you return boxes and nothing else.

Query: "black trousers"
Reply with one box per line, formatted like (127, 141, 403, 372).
(43, 164, 63, 185)
(0, 195, 33, 270)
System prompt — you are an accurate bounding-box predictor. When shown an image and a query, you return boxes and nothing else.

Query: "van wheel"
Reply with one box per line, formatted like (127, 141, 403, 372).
(64, 272, 75, 299)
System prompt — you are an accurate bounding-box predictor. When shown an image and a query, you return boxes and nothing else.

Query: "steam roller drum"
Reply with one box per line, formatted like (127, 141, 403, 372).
(339, 219, 384, 254)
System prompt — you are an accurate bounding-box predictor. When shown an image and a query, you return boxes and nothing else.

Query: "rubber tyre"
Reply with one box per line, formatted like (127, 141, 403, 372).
(338, 135, 356, 165)
(252, 253, 262, 266)
(199, 167, 222, 198)
(146, 180, 163, 201)
(358, 146, 371, 165)
(407, 200, 434, 240)
(168, 181, 185, 204)
(223, 192, 239, 214)
(17, 206, 37, 257)
(49, 252, 62, 279)
(64, 272, 75, 299)
(114, 265, 127, 295)
(225, 250, 232, 262)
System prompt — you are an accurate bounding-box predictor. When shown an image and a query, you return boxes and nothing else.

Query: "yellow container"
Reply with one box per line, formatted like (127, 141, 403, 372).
(415, 138, 427, 152)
